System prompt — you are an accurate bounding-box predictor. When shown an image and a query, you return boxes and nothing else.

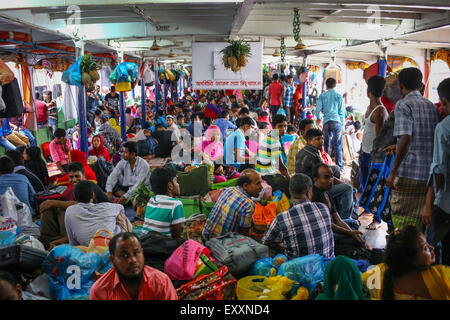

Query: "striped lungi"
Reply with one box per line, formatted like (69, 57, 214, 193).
(390, 177, 427, 231)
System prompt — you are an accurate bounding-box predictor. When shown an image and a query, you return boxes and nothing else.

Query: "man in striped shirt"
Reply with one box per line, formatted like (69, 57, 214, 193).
(262, 173, 334, 259)
(143, 167, 185, 243)
(283, 75, 295, 123)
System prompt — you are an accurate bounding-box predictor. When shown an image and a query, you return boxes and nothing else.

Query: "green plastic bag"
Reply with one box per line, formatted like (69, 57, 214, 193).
(179, 198, 202, 219)
(194, 253, 218, 279)
(210, 178, 239, 190)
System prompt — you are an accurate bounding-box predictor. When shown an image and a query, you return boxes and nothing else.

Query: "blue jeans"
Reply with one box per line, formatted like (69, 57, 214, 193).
(18, 129, 36, 147)
(48, 118, 57, 135)
(425, 206, 450, 265)
(0, 136, 16, 150)
(359, 152, 371, 191)
(323, 120, 343, 169)
(328, 182, 354, 220)
(270, 105, 280, 119)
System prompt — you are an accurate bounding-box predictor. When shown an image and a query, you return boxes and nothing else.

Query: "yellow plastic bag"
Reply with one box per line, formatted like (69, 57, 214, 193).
(87, 229, 113, 256)
(237, 276, 294, 300)
(116, 81, 131, 92)
(291, 286, 309, 300)
(273, 193, 290, 214)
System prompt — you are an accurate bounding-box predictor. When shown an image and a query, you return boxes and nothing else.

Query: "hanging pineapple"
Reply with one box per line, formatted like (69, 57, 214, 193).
(220, 39, 251, 73)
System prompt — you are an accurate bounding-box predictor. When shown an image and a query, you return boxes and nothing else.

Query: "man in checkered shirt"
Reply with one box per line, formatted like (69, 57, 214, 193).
(262, 173, 334, 259)
(284, 75, 295, 123)
(386, 67, 441, 230)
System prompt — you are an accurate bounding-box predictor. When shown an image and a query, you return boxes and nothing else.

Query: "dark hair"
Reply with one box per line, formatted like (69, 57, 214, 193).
(306, 128, 323, 141)
(229, 95, 236, 100)
(16, 145, 26, 154)
(258, 121, 269, 130)
(214, 163, 223, 173)
(203, 116, 212, 127)
(368, 75, 386, 98)
(177, 114, 184, 120)
(0, 270, 18, 287)
(110, 85, 115, 92)
(219, 110, 229, 119)
(68, 161, 85, 175)
(287, 74, 293, 79)
(154, 123, 164, 130)
(326, 78, 337, 89)
(312, 163, 331, 179)
(299, 118, 314, 131)
(0, 156, 14, 174)
(150, 167, 178, 195)
(437, 77, 450, 102)
(35, 92, 41, 100)
(54, 128, 66, 138)
(289, 173, 312, 196)
(287, 125, 296, 133)
(238, 107, 250, 116)
(191, 112, 203, 122)
(259, 111, 268, 117)
(272, 114, 287, 127)
(273, 74, 279, 81)
(109, 232, 141, 256)
(398, 67, 422, 91)
(354, 120, 362, 131)
(25, 147, 42, 161)
(237, 173, 252, 187)
(238, 116, 254, 128)
(74, 180, 94, 203)
(382, 226, 424, 300)
(109, 110, 117, 118)
(95, 109, 103, 116)
(125, 108, 132, 114)
(5, 150, 22, 166)
(123, 141, 137, 155)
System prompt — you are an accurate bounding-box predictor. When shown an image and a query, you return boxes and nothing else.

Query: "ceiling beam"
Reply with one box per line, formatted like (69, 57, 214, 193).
(255, 0, 450, 7)
(252, 5, 448, 14)
(229, 0, 256, 38)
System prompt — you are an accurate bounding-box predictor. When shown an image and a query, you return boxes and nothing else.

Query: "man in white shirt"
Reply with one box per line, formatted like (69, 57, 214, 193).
(65, 181, 132, 246)
(106, 141, 150, 205)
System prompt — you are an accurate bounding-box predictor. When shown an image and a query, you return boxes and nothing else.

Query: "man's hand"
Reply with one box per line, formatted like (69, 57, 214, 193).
(422, 204, 433, 227)
(386, 170, 397, 189)
(350, 230, 364, 244)
(40, 200, 54, 212)
(384, 145, 396, 156)
(49, 238, 68, 250)
(118, 195, 128, 205)
(107, 192, 115, 203)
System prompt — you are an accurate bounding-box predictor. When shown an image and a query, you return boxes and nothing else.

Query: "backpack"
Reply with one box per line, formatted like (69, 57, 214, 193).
(205, 232, 269, 276)
(137, 139, 150, 157)
(139, 231, 185, 272)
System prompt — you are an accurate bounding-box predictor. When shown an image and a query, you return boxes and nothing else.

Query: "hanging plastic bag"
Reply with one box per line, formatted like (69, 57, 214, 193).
(62, 57, 82, 87)
(42, 244, 102, 300)
(277, 254, 325, 298)
(237, 275, 295, 300)
(272, 190, 290, 214)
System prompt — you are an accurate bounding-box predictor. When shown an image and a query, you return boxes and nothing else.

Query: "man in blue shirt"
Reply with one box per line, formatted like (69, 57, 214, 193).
(315, 78, 345, 170)
(0, 156, 36, 214)
(213, 110, 236, 143)
(224, 117, 255, 167)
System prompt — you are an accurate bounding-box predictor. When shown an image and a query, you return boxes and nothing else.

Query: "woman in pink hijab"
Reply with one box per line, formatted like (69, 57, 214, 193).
(194, 125, 224, 161)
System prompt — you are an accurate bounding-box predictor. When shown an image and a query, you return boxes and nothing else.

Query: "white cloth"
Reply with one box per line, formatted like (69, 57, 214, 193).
(65, 202, 123, 246)
(62, 84, 78, 120)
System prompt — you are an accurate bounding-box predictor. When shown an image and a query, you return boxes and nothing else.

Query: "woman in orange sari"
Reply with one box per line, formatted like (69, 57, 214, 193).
(54, 150, 97, 186)
(293, 83, 303, 121)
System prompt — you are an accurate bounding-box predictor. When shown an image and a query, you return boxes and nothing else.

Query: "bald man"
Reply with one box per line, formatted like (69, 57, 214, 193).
(202, 169, 263, 242)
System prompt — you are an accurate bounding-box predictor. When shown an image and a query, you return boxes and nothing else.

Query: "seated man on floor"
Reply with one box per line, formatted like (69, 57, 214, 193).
(202, 169, 263, 242)
(89, 232, 178, 300)
(106, 141, 150, 205)
(5, 150, 45, 193)
(0, 156, 35, 215)
(39, 162, 109, 249)
(286, 118, 315, 176)
(142, 167, 185, 243)
(311, 163, 365, 250)
(295, 128, 354, 219)
(262, 173, 335, 259)
(49, 128, 72, 173)
(65, 181, 132, 247)
(0, 118, 29, 149)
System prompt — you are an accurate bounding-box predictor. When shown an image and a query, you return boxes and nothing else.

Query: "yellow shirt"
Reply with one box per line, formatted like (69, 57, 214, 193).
(286, 135, 307, 175)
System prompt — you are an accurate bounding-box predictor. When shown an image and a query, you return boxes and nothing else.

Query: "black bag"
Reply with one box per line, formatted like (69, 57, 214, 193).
(139, 231, 185, 271)
(0, 78, 24, 118)
(334, 242, 371, 261)
(0, 245, 47, 273)
(137, 139, 150, 157)
(90, 157, 114, 191)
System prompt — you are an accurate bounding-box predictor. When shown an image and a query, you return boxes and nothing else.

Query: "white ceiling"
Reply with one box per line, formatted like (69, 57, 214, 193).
(0, 0, 448, 65)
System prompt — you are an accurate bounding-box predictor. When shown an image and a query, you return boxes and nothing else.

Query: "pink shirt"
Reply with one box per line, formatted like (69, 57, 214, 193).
(49, 139, 72, 165)
(89, 266, 179, 300)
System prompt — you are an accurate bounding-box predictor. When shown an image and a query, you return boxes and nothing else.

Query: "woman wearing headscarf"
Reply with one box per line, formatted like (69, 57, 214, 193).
(88, 135, 111, 162)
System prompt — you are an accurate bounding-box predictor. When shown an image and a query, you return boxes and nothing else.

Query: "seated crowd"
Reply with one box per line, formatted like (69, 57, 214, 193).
(0, 69, 449, 300)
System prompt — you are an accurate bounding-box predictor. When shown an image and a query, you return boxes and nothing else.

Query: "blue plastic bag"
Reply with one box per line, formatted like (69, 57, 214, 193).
(42, 245, 101, 300)
(250, 254, 288, 277)
(109, 62, 138, 84)
(62, 57, 82, 86)
(277, 254, 325, 298)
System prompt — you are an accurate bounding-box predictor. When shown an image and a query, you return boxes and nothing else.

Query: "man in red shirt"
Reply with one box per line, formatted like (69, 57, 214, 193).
(268, 74, 283, 119)
(35, 92, 48, 125)
(89, 232, 178, 300)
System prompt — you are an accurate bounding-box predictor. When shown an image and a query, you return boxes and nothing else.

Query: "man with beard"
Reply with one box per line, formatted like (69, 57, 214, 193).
(89, 232, 178, 300)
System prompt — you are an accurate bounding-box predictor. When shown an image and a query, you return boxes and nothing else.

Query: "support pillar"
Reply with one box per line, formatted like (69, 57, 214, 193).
(119, 91, 127, 142)
(75, 38, 88, 157)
